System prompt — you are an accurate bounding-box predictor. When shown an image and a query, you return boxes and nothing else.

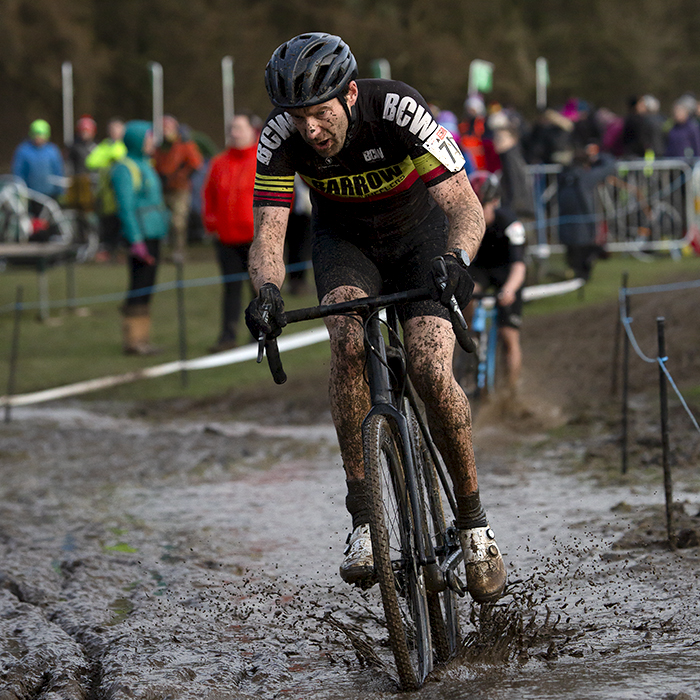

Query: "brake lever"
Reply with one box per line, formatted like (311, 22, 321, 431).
(256, 303, 272, 363)
(434, 257, 468, 330)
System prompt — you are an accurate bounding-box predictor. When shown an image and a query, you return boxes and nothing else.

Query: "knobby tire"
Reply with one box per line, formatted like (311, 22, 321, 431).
(409, 406, 461, 662)
(364, 414, 432, 689)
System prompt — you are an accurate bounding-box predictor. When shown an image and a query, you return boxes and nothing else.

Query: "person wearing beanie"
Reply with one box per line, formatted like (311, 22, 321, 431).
(12, 119, 65, 204)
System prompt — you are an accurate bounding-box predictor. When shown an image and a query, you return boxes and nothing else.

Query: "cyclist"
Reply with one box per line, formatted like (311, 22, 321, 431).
(245, 33, 506, 603)
(467, 171, 527, 398)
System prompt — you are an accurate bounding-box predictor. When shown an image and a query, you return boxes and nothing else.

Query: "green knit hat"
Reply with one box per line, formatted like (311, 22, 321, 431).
(29, 119, 51, 139)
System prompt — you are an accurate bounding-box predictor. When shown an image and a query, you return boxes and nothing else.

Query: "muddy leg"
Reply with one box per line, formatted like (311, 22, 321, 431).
(323, 286, 371, 482)
(404, 315, 477, 497)
(499, 326, 522, 394)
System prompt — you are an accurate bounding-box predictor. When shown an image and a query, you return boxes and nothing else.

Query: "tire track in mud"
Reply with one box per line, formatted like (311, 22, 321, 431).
(1, 405, 699, 699)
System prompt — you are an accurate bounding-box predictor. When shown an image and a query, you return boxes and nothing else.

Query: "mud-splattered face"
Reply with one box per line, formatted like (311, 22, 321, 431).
(286, 81, 358, 158)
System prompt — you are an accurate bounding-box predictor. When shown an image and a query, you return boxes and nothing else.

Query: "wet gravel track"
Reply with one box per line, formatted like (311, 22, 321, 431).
(0, 403, 699, 700)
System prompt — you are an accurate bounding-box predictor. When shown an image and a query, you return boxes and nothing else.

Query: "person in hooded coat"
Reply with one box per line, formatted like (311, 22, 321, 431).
(111, 120, 170, 354)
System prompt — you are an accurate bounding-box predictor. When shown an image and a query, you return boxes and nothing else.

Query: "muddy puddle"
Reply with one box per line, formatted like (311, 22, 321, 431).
(0, 402, 698, 699)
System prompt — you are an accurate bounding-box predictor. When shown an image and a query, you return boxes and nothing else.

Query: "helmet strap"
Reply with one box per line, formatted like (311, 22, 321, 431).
(340, 95, 357, 147)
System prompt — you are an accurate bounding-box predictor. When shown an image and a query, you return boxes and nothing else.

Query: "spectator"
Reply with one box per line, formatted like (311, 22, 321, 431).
(557, 142, 616, 281)
(187, 129, 219, 244)
(598, 107, 625, 156)
(67, 115, 97, 175)
(203, 112, 259, 352)
(459, 94, 488, 170)
(11, 119, 64, 207)
(86, 117, 128, 261)
(154, 115, 203, 261)
(488, 110, 534, 220)
(643, 94, 666, 157)
(66, 115, 99, 239)
(112, 120, 170, 355)
(522, 108, 574, 165)
(621, 95, 654, 158)
(664, 95, 700, 159)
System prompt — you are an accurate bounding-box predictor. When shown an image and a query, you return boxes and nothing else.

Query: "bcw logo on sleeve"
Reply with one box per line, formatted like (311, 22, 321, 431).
(257, 113, 296, 165)
(383, 93, 465, 172)
(383, 93, 439, 140)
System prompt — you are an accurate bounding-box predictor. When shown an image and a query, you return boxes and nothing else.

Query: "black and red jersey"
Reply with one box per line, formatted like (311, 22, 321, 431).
(253, 79, 460, 235)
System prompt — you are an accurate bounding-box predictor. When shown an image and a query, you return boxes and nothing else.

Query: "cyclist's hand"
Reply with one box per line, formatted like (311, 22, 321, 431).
(497, 288, 516, 307)
(129, 241, 155, 265)
(245, 283, 287, 339)
(430, 255, 475, 310)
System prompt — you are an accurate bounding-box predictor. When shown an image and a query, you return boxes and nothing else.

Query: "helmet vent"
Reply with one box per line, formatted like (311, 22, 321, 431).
(312, 65, 330, 95)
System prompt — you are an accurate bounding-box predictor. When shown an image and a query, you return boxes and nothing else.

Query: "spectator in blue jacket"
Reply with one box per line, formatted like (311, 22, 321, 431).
(11, 119, 65, 206)
(111, 120, 170, 355)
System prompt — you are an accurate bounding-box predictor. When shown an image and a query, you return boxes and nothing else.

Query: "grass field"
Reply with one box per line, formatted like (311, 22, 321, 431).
(1, 242, 698, 404)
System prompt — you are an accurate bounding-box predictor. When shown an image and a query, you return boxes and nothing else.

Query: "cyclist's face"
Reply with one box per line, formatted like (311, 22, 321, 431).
(287, 81, 358, 158)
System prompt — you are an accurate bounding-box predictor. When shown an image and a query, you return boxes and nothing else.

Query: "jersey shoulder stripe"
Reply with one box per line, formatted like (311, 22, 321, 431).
(411, 152, 448, 182)
(254, 173, 295, 207)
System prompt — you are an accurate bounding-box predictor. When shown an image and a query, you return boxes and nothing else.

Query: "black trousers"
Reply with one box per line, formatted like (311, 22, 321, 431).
(215, 240, 252, 343)
(125, 238, 161, 309)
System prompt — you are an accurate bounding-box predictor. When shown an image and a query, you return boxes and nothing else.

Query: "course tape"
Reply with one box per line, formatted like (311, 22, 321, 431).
(621, 278, 700, 297)
(619, 290, 700, 435)
(0, 261, 313, 315)
(1, 278, 585, 408)
(0, 327, 330, 407)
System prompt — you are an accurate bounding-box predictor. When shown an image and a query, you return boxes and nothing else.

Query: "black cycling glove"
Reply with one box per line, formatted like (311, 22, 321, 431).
(430, 255, 475, 310)
(245, 283, 287, 339)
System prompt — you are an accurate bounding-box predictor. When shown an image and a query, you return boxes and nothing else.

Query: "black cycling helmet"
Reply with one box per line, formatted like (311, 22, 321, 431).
(469, 170, 501, 204)
(265, 33, 358, 109)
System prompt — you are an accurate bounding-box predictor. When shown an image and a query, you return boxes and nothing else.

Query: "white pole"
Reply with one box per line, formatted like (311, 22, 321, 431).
(149, 61, 164, 146)
(536, 57, 548, 111)
(222, 56, 234, 143)
(61, 61, 74, 147)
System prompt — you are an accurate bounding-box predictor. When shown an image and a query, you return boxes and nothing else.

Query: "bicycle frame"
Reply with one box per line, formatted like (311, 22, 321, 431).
(471, 297, 499, 396)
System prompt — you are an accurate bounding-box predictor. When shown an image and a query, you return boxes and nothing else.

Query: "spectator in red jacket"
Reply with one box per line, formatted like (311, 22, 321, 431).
(203, 112, 261, 352)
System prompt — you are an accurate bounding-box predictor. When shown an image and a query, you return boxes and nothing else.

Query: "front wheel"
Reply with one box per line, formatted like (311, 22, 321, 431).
(364, 414, 432, 689)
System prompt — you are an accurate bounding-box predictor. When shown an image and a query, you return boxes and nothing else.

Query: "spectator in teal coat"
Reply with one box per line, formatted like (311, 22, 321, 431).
(111, 120, 170, 355)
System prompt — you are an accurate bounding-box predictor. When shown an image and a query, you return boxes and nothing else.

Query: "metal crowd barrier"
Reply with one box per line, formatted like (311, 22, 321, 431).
(526, 158, 697, 257)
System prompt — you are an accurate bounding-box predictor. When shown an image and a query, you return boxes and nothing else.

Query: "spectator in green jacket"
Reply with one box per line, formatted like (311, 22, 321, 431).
(111, 120, 170, 355)
(86, 117, 128, 261)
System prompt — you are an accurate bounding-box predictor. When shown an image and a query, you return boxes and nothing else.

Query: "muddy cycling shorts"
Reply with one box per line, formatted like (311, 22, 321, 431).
(311, 204, 451, 323)
(470, 265, 523, 329)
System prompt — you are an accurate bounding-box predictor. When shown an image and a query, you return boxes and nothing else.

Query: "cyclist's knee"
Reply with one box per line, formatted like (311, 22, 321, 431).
(408, 348, 455, 402)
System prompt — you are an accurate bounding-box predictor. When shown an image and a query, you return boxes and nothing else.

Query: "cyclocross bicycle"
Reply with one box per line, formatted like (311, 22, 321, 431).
(258, 273, 475, 689)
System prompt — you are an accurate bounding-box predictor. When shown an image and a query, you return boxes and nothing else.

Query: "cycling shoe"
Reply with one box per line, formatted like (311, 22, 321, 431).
(339, 523, 374, 584)
(459, 525, 507, 603)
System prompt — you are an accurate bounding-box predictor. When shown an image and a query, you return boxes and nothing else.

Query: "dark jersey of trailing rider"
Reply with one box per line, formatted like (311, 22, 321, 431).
(253, 79, 465, 235)
(472, 207, 526, 270)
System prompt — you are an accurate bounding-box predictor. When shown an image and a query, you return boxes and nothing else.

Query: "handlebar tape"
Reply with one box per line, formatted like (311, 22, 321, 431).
(265, 336, 287, 385)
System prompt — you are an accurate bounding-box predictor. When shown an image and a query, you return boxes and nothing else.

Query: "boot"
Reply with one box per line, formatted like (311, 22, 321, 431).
(121, 306, 161, 356)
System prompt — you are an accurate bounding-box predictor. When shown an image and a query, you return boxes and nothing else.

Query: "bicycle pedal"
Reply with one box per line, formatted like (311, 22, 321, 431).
(447, 570, 468, 597)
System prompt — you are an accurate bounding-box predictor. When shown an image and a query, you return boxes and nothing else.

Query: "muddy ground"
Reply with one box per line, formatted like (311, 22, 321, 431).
(1, 284, 699, 699)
